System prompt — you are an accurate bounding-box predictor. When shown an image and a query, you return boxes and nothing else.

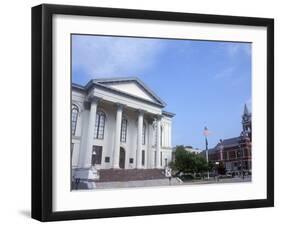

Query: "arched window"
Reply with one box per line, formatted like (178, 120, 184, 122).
(94, 111, 106, 139)
(120, 118, 128, 142)
(142, 123, 146, 145)
(71, 104, 79, 135)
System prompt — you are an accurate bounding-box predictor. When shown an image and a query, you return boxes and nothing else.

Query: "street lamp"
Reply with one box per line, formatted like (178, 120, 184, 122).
(203, 126, 210, 180)
(215, 161, 220, 182)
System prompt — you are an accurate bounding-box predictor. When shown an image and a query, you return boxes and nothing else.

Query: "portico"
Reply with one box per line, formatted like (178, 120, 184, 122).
(71, 77, 174, 180)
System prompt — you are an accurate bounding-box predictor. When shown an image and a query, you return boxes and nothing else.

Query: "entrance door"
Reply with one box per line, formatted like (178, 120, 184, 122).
(119, 147, 125, 169)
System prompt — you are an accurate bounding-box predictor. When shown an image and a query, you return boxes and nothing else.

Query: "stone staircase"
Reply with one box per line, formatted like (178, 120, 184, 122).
(95, 169, 166, 182)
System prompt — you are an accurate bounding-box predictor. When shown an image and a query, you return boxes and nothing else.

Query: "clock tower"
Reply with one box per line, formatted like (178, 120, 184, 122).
(242, 104, 252, 140)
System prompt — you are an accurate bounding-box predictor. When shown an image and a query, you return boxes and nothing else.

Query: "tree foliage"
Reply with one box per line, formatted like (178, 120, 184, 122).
(170, 145, 210, 175)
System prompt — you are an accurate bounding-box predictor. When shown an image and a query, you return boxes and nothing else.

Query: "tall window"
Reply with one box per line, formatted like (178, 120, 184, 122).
(94, 111, 106, 139)
(154, 125, 157, 146)
(142, 150, 145, 166)
(71, 104, 79, 135)
(120, 118, 128, 142)
(71, 143, 74, 158)
(154, 151, 157, 167)
(161, 126, 163, 146)
(161, 152, 163, 166)
(142, 123, 146, 145)
(92, 145, 102, 165)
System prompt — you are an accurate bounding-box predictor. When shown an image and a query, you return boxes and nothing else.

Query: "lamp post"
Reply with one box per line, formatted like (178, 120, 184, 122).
(203, 126, 210, 180)
(215, 161, 220, 182)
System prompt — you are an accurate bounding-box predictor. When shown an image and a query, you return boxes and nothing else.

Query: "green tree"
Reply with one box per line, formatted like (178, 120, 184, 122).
(171, 145, 209, 176)
(208, 161, 215, 172)
(193, 154, 209, 173)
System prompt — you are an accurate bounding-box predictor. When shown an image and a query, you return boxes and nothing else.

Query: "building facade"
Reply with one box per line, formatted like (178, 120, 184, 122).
(71, 77, 175, 180)
(202, 104, 252, 173)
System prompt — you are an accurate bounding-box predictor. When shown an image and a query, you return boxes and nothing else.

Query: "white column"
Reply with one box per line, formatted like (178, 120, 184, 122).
(136, 110, 144, 168)
(147, 122, 153, 168)
(156, 116, 162, 168)
(112, 104, 123, 169)
(79, 97, 98, 168)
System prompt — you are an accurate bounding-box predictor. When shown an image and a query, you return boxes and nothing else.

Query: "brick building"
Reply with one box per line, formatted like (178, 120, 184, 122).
(202, 104, 252, 174)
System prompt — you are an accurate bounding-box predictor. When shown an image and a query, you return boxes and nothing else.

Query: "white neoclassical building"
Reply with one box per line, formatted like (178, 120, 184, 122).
(71, 77, 174, 180)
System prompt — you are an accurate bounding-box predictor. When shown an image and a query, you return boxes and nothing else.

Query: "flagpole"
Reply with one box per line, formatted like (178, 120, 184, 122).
(205, 137, 209, 179)
(204, 126, 210, 180)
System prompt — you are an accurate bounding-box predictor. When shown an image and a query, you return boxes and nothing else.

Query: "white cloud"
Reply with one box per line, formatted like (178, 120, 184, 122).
(213, 42, 251, 84)
(72, 35, 164, 80)
(222, 42, 252, 57)
(214, 67, 234, 79)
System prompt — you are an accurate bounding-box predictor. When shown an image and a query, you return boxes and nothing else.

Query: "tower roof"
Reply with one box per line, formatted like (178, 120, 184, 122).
(243, 104, 250, 115)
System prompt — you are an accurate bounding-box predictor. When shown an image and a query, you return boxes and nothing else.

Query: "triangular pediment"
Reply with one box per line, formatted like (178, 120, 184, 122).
(107, 82, 154, 102)
(93, 77, 166, 106)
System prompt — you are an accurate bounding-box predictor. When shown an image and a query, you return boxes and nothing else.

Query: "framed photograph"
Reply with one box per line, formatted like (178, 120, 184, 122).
(32, 4, 274, 221)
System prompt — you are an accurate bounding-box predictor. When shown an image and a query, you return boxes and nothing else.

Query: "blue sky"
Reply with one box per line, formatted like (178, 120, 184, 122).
(72, 35, 252, 150)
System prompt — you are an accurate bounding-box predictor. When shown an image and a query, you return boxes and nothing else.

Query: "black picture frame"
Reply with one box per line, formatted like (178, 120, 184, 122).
(32, 4, 274, 222)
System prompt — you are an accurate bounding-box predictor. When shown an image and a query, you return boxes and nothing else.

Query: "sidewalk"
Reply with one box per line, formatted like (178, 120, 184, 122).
(73, 176, 251, 190)
(95, 178, 181, 189)
(181, 176, 252, 185)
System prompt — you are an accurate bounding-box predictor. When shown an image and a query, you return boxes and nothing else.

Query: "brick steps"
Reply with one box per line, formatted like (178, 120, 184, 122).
(95, 169, 166, 182)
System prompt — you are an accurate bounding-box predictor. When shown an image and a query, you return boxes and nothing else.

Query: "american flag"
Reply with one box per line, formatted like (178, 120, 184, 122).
(203, 126, 210, 148)
(203, 126, 210, 137)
